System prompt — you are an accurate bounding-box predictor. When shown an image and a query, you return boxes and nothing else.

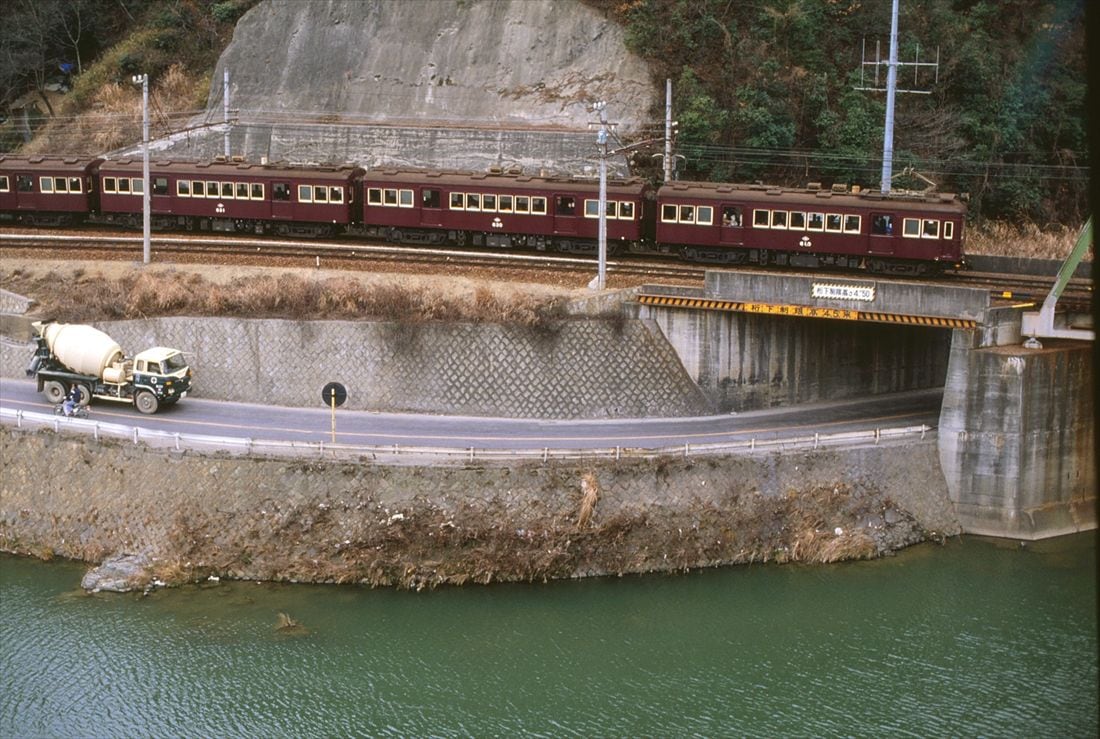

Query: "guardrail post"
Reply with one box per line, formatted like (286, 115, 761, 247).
(174, 433, 181, 451)
(54, 418, 60, 432)
(683, 443, 690, 458)
(94, 422, 99, 441)
(246, 438, 252, 455)
(133, 428, 139, 445)
(616, 446, 621, 460)
(814, 432, 819, 449)
(921, 424, 927, 440)
(16, 410, 22, 428)
(468, 448, 474, 463)
(875, 428, 881, 444)
(751, 438, 755, 451)
(543, 448, 548, 463)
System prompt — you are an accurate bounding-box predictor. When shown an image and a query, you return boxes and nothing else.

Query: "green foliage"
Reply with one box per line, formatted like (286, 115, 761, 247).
(608, 0, 1088, 226)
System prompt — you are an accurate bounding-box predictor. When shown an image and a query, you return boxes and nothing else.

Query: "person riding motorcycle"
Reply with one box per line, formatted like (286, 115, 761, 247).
(61, 386, 82, 417)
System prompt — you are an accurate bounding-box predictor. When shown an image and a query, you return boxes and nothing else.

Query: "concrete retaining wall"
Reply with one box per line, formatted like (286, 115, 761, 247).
(0, 427, 960, 589)
(1, 316, 712, 419)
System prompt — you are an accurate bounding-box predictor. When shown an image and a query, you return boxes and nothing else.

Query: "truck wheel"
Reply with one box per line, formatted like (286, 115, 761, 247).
(135, 390, 159, 415)
(74, 384, 92, 406)
(43, 381, 66, 404)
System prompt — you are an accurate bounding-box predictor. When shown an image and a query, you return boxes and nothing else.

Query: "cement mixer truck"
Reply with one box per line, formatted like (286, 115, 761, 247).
(26, 321, 192, 414)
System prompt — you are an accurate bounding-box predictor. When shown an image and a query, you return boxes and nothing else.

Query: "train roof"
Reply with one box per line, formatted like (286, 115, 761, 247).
(658, 180, 967, 213)
(0, 155, 104, 172)
(362, 167, 649, 195)
(97, 158, 365, 181)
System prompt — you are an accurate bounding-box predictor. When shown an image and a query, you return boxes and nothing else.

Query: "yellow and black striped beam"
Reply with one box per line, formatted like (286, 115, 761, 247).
(635, 294, 978, 329)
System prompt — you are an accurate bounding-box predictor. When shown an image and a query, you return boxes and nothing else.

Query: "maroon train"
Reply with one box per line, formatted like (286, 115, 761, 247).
(0, 154, 966, 275)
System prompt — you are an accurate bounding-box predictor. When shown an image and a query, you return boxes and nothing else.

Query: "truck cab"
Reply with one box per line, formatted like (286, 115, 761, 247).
(131, 347, 191, 413)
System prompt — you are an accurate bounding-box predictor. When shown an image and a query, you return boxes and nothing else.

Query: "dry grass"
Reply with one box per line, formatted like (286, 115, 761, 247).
(966, 221, 1086, 260)
(2, 267, 569, 325)
(577, 472, 600, 529)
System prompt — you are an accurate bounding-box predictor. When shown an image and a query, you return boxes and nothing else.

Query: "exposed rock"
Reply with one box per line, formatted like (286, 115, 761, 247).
(81, 552, 153, 593)
(129, 0, 657, 175)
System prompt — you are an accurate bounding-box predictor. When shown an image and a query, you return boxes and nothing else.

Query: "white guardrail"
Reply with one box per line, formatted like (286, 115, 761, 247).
(1, 408, 933, 466)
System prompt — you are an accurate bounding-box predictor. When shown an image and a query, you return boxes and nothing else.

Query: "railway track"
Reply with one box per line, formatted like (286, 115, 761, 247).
(0, 229, 1091, 307)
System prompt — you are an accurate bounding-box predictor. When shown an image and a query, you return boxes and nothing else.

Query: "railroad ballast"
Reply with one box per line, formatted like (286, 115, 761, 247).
(0, 155, 966, 275)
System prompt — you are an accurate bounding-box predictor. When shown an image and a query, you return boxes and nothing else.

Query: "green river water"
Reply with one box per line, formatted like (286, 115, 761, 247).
(2, 534, 1096, 737)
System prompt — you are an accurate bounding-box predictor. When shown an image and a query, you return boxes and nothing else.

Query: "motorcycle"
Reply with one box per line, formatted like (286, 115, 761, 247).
(54, 402, 90, 419)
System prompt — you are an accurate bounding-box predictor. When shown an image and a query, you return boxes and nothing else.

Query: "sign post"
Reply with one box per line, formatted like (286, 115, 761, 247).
(321, 382, 347, 443)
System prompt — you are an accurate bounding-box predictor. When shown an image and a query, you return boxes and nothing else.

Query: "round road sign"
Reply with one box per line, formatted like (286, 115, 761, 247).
(321, 382, 347, 407)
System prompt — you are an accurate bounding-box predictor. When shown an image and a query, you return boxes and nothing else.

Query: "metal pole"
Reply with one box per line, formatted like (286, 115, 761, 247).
(880, 0, 899, 194)
(223, 68, 230, 157)
(140, 73, 150, 264)
(664, 78, 672, 182)
(596, 102, 608, 291)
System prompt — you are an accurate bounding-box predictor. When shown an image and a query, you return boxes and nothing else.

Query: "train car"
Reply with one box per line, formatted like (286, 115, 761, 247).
(354, 168, 652, 254)
(0, 155, 103, 226)
(656, 181, 966, 275)
(95, 158, 364, 236)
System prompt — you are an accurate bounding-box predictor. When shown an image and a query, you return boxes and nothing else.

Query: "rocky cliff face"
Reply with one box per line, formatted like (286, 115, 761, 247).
(131, 0, 657, 173)
(212, 0, 655, 131)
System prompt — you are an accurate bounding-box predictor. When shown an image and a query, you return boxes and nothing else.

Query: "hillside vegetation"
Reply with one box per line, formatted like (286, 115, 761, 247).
(1, 0, 1088, 252)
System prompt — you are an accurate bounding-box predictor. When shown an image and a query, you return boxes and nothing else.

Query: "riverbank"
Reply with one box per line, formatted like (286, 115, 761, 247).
(0, 425, 959, 591)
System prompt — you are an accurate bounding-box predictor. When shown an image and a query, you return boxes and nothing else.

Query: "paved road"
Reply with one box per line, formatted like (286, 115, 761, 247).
(0, 378, 942, 450)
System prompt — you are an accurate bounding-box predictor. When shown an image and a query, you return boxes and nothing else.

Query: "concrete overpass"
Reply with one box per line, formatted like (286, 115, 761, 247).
(633, 270, 1095, 541)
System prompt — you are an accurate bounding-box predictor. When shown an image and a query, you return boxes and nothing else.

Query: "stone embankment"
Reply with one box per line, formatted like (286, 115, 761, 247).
(1, 427, 959, 592)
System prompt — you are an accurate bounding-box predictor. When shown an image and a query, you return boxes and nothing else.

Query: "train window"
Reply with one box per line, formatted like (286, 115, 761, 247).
(619, 202, 634, 220)
(273, 183, 290, 201)
(119, 178, 132, 194)
(721, 206, 742, 227)
(153, 177, 168, 196)
(298, 184, 312, 202)
(532, 197, 547, 215)
(331, 187, 344, 204)
(220, 182, 233, 198)
(40, 177, 54, 193)
(555, 196, 575, 216)
(16, 175, 33, 192)
(383, 188, 398, 206)
(498, 194, 513, 213)
(752, 209, 769, 227)
(236, 183, 249, 199)
(367, 188, 382, 205)
(871, 214, 893, 235)
(103, 177, 116, 193)
(202, 181, 215, 197)
(69, 177, 82, 192)
(0, 175, 8, 192)
(251, 183, 264, 200)
(399, 189, 413, 207)
(55, 177, 70, 192)
(607, 201, 618, 218)
(922, 219, 939, 238)
(807, 212, 824, 231)
(697, 206, 713, 225)
(789, 211, 806, 230)
(679, 205, 695, 223)
(514, 196, 529, 213)
(662, 204, 678, 223)
(132, 178, 144, 195)
(313, 186, 327, 202)
(771, 210, 787, 229)
(466, 193, 481, 211)
(482, 194, 496, 212)
(902, 218, 921, 237)
(584, 199, 599, 218)
(192, 180, 205, 197)
(449, 192, 464, 209)
(423, 189, 440, 208)
(844, 215, 860, 233)
(943, 221, 954, 240)
(825, 214, 842, 232)
(176, 180, 189, 196)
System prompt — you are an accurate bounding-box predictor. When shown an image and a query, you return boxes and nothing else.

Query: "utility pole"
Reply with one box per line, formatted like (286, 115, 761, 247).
(663, 78, 673, 183)
(131, 73, 150, 264)
(855, 0, 939, 194)
(593, 101, 609, 291)
(223, 68, 230, 157)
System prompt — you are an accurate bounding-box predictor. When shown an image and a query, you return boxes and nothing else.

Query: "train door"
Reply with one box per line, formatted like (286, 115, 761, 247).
(271, 181, 293, 221)
(420, 187, 442, 226)
(719, 204, 743, 245)
(151, 175, 171, 215)
(553, 194, 578, 235)
(868, 212, 896, 254)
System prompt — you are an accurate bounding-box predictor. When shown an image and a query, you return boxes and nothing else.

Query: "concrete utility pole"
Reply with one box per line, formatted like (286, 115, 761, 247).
(223, 68, 230, 157)
(131, 73, 150, 264)
(881, 0, 899, 194)
(590, 101, 611, 291)
(664, 78, 673, 183)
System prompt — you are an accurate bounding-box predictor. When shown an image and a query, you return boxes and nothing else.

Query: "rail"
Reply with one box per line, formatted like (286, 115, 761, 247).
(1, 408, 933, 466)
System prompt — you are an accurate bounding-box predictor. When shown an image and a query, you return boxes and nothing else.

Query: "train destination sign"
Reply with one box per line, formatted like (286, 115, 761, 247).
(811, 283, 876, 302)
